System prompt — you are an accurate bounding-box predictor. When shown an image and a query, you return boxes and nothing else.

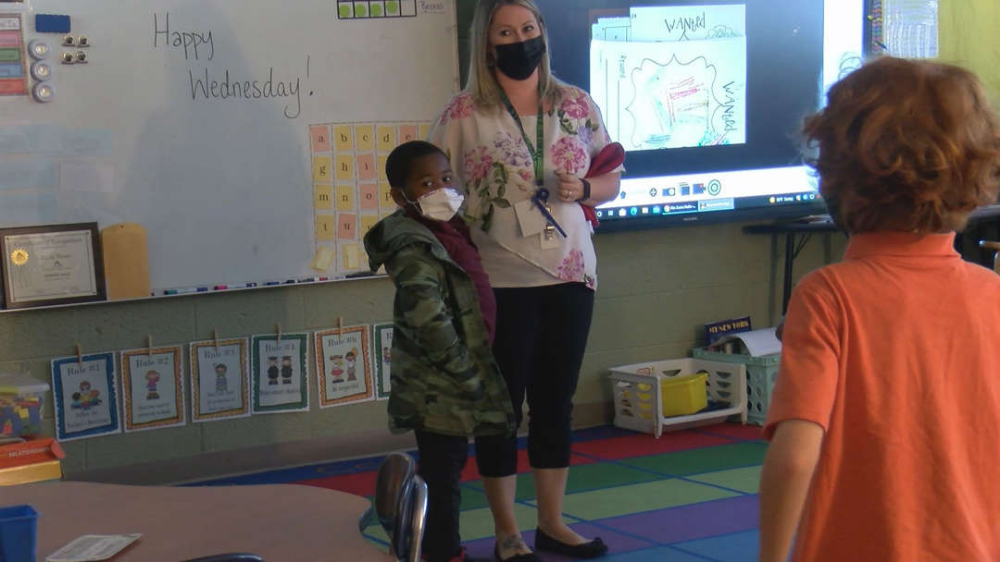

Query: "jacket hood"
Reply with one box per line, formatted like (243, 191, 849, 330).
(364, 211, 451, 271)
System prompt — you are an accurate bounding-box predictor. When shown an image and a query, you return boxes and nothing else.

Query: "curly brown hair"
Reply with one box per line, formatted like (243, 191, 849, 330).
(804, 57, 1000, 233)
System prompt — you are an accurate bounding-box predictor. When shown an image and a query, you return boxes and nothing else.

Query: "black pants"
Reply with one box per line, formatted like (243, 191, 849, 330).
(415, 430, 469, 561)
(475, 283, 595, 477)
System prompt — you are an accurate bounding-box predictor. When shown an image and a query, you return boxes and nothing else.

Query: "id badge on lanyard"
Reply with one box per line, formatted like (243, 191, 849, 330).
(499, 89, 565, 240)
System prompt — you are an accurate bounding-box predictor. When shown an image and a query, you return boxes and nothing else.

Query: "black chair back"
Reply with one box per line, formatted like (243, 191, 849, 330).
(359, 452, 428, 562)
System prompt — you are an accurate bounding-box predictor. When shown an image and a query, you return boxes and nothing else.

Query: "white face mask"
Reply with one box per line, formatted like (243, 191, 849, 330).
(410, 188, 464, 222)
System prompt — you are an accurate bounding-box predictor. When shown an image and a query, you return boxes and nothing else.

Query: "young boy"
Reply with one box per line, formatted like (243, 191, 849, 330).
(364, 140, 515, 562)
(759, 57, 1000, 561)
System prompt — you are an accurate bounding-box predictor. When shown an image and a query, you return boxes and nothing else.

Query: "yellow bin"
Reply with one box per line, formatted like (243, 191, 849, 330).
(659, 373, 708, 417)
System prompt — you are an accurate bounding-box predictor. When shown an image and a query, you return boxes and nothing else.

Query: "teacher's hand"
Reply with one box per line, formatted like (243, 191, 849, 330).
(554, 170, 585, 203)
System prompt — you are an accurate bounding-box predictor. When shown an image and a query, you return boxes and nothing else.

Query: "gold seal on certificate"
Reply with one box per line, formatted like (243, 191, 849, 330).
(10, 248, 29, 266)
(0, 223, 106, 309)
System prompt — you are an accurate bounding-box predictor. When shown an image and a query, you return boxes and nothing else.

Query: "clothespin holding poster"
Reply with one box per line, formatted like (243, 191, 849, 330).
(75, 343, 83, 366)
(276, 323, 282, 343)
(147, 335, 154, 357)
(213, 329, 220, 351)
(337, 317, 344, 345)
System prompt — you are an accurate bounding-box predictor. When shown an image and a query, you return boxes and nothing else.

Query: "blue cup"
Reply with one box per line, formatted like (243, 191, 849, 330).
(0, 504, 38, 562)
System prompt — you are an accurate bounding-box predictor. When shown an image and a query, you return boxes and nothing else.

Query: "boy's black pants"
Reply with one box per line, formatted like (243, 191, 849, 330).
(414, 430, 469, 561)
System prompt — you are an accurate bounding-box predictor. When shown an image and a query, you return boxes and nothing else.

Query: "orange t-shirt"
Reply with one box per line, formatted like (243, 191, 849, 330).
(765, 231, 1000, 561)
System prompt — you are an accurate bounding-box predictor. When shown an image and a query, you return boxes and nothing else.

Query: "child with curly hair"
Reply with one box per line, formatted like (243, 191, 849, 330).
(760, 57, 1000, 562)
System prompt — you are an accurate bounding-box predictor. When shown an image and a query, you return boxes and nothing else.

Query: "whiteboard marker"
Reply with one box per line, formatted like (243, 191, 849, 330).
(213, 283, 257, 290)
(164, 287, 208, 295)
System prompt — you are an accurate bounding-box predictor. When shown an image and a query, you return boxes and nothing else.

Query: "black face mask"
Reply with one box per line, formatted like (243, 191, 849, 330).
(494, 36, 546, 81)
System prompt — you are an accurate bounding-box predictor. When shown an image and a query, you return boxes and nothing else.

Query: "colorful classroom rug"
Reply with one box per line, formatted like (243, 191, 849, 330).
(192, 423, 767, 561)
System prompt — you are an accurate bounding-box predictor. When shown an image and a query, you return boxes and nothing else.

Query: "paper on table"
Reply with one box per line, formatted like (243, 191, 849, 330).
(712, 327, 781, 357)
(47, 534, 142, 562)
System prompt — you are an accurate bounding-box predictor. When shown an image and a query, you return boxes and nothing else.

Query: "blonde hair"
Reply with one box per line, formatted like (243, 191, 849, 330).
(466, 0, 567, 108)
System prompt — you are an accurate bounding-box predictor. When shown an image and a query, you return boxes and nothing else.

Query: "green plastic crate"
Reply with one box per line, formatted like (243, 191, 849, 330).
(692, 347, 779, 426)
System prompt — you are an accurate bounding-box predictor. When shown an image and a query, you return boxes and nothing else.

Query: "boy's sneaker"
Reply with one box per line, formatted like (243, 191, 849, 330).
(422, 547, 490, 562)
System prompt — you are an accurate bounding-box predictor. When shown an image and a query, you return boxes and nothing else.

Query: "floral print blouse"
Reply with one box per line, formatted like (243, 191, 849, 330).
(428, 86, 621, 291)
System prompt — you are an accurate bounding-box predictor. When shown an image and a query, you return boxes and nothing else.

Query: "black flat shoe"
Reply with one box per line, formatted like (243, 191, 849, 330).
(534, 527, 609, 558)
(493, 544, 541, 562)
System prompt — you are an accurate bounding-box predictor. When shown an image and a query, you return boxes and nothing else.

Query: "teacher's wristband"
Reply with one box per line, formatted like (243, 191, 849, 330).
(577, 178, 591, 202)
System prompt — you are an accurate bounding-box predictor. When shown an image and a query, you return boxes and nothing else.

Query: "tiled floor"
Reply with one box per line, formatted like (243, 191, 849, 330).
(194, 423, 767, 561)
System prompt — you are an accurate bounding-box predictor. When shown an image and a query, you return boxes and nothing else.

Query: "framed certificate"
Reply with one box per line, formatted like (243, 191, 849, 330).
(0, 222, 106, 309)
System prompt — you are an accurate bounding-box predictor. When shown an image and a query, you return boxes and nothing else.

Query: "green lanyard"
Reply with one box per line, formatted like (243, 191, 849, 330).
(498, 89, 544, 187)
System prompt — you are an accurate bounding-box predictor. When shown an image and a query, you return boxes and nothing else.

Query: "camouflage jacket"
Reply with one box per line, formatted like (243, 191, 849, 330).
(364, 211, 515, 438)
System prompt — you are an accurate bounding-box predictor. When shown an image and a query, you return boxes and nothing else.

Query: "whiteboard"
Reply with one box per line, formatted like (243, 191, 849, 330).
(0, 0, 459, 292)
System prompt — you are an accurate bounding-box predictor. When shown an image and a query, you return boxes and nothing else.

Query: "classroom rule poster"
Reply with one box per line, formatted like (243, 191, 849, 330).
(251, 333, 310, 414)
(373, 323, 393, 400)
(315, 324, 373, 408)
(190, 338, 250, 422)
(119, 346, 185, 432)
(51, 352, 121, 441)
